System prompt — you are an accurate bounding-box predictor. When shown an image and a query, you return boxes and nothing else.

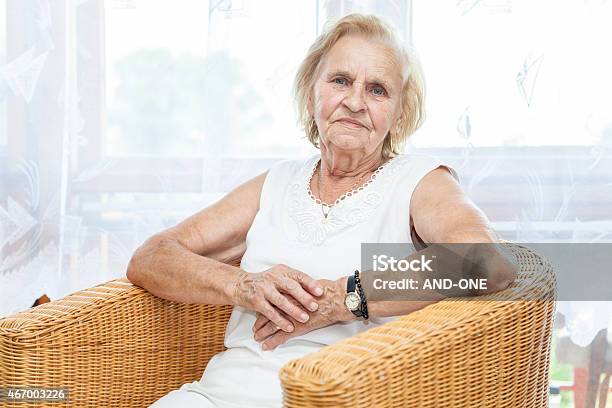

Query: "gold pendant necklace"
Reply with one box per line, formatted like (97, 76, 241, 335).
(317, 163, 369, 219)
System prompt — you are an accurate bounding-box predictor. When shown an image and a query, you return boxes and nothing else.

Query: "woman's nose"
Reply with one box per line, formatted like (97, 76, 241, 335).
(342, 84, 367, 112)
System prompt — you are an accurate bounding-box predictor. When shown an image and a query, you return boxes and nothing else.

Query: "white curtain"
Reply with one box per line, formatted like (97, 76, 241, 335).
(1, 0, 611, 396)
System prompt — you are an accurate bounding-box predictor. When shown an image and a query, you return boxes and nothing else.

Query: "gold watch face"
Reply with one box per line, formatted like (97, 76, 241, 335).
(344, 292, 361, 311)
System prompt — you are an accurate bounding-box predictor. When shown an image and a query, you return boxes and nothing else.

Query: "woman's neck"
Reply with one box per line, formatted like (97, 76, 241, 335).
(319, 148, 385, 180)
(314, 150, 388, 204)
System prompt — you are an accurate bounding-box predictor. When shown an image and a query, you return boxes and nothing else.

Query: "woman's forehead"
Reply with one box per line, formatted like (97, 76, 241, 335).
(319, 35, 403, 83)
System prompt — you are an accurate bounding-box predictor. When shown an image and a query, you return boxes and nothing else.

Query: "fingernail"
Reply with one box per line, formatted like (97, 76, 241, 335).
(309, 302, 318, 311)
(262, 343, 269, 351)
(286, 324, 294, 332)
(300, 313, 309, 322)
(315, 287, 323, 296)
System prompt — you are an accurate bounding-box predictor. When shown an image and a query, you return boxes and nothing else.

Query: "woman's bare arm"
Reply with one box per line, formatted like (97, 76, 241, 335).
(126, 171, 268, 306)
(364, 166, 516, 319)
(409, 167, 499, 245)
(126, 170, 324, 332)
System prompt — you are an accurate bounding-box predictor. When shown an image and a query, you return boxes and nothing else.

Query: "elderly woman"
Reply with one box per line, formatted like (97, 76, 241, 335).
(129, 13, 515, 408)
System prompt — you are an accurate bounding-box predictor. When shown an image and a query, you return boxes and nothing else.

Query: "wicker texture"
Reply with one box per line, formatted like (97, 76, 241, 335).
(0, 242, 555, 407)
(0, 279, 232, 407)
(280, 242, 556, 407)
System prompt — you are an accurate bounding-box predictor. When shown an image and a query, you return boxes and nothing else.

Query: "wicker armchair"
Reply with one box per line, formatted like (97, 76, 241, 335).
(0, 241, 556, 407)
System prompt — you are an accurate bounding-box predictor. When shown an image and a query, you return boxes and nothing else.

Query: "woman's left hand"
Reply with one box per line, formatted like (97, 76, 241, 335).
(252, 278, 352, 350)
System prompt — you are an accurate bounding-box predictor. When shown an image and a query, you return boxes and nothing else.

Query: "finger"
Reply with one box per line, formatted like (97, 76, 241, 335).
(279, 277, 319, 313)
(262, 331, 289, 351)
(256, 301, 294, 333)
(291, 270, 324, 297)
(252, 313, 270, 333)
(266, 286, 310, 324)
(254, 321, 280, 342)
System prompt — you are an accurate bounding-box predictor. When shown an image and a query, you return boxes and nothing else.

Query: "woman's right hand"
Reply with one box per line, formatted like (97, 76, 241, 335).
(231, 264, 323, 333)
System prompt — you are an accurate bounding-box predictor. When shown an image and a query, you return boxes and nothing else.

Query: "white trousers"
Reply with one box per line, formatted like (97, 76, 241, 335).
(149, 342, 322, 407)
(149, 383, 216, 407)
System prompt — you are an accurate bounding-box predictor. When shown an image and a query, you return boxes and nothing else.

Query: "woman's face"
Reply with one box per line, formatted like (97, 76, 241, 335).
(311, 35, 404, 158)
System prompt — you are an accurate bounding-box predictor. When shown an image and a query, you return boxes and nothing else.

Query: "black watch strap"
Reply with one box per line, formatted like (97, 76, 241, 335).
(347, 273, 356, 293)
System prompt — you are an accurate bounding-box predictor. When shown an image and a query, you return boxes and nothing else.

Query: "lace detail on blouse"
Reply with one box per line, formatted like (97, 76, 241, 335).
(286, 155, 408, 246)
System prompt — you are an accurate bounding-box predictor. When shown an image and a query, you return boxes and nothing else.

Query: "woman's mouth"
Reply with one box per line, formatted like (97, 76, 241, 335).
(336, 119, 365, 129)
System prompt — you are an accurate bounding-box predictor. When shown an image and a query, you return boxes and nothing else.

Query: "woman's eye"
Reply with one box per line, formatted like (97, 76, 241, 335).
(371, 86, 386, 97)
(333, 77, 348, 86)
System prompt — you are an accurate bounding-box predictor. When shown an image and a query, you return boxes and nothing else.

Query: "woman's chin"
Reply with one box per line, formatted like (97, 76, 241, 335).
(325, 133, 369, 152)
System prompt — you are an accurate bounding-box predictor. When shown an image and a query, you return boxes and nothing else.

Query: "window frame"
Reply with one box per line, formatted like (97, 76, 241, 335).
(3, 1, 611, 242)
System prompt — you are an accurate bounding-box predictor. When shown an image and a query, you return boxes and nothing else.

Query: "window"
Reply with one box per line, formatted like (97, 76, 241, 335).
(105, 0, 209, 157)
(407, 1, 612, 244)
(411, 0, 612, 148)
(104, 0, 317, 158)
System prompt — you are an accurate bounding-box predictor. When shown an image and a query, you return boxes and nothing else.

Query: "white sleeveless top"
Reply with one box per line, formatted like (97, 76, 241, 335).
(186, 153, 459, 407)
(225, 153, 459, 350)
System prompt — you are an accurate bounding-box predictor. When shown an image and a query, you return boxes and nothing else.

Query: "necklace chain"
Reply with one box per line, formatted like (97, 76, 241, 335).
(307, 158, 390, 219)
(317, 168, 367, 218)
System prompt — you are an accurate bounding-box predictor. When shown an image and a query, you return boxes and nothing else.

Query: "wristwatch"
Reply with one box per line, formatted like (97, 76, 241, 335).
(344, 272, 367, 318)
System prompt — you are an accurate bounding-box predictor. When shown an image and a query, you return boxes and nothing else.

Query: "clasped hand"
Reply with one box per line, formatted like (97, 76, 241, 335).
(231, 264, 347, 351)
(252, 277, 346, 350)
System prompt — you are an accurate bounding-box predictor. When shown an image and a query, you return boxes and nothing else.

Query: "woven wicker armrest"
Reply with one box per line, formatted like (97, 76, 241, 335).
(280, 242, 556, 408)
(0, 277, 233, 407)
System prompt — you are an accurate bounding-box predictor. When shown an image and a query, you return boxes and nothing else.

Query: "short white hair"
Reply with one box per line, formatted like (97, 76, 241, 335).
(293, 13, 426, 158)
